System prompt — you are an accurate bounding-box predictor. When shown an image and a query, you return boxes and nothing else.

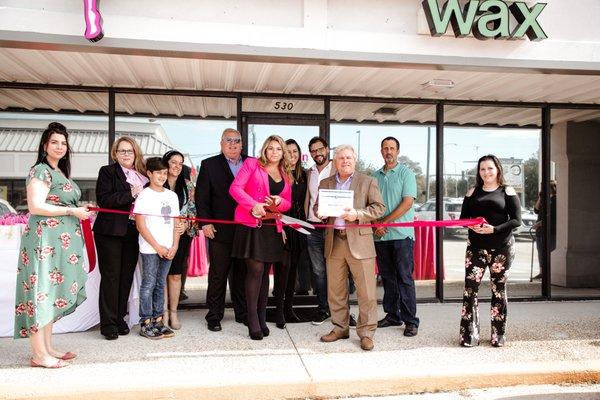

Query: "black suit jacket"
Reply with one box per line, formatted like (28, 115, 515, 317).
(93, 163, 137, 237)
(195, 153, 248, 243)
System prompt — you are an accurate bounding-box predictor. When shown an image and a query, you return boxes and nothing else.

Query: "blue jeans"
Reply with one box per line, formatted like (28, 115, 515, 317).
(375, 238, 419, 327)
(139, 253, 172, 321)
(306, 227, 328, 312)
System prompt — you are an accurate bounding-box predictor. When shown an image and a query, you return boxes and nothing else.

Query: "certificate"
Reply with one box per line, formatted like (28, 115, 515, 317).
(318, 189, 354, 217)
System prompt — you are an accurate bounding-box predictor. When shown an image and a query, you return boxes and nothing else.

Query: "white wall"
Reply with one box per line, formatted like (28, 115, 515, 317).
(1, 0, 599, 71)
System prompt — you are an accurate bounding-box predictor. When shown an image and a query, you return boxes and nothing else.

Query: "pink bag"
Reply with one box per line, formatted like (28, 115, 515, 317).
(187, 234, 209, 277)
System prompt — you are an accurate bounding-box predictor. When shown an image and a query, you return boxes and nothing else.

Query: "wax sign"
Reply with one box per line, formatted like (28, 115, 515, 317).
(422, 0, 548, 41)
(83, 0, 104, 42)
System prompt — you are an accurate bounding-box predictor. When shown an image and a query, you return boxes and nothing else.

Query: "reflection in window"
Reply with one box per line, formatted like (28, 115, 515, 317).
(443, 125, 542, 300)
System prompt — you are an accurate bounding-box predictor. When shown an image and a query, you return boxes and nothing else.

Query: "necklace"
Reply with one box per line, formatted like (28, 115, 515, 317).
(482, 184, 499, 191)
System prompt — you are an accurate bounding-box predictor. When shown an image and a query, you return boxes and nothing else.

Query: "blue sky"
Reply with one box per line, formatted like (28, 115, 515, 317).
(1, 113, 540, 176)
(156, 119, 540, 177)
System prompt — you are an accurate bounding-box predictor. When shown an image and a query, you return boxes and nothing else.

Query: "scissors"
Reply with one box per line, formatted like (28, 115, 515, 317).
(260, 203, 315, 235)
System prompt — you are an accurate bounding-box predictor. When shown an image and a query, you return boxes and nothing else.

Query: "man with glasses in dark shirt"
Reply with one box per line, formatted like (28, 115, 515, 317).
(196, 128, 248, 332)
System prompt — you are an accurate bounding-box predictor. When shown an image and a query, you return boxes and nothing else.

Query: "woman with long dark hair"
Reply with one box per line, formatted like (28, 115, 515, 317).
(459, 154, 521, 348)
(273, 139, 307, 328)
(229, 135, 292, 340)
(93, 136, 147, 340)
(15, 122, 91, 368)
(161, 150, 197, 330)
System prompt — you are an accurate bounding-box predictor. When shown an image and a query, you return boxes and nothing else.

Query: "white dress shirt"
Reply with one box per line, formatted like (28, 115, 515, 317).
(307, 161, 332, 222)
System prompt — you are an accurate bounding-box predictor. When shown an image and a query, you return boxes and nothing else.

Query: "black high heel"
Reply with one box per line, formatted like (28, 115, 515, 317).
(284, 308, 301, 323)
(249, 330, 264, 340)
(275, 308, 286, 330)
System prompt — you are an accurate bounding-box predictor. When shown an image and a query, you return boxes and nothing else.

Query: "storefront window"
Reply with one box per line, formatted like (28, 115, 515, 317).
(115, 93, 237, 306)
(0, 97, 109, 211)
(330, 102, 438, 301)
(441, 106, 542, 300)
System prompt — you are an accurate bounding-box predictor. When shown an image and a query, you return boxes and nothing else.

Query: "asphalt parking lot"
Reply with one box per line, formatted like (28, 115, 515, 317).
(443, 236, 539, 281)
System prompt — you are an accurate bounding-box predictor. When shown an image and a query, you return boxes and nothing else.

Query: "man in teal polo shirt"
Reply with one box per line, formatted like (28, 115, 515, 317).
(372, 136, 419, 337)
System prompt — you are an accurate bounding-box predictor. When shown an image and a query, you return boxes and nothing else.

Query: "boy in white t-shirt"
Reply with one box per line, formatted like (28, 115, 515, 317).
(134, 157, 180, 340)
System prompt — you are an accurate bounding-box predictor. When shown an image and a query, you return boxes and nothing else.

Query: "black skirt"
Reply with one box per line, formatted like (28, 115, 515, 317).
(231, 224, 285, 263)
(169, 234, 192, 275)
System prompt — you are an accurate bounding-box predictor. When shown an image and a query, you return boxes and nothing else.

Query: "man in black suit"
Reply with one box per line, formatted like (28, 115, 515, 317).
(196, 128, 248, 331)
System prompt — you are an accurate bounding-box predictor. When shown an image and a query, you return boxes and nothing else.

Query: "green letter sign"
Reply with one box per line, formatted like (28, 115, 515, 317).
(422, 0, 547, 41)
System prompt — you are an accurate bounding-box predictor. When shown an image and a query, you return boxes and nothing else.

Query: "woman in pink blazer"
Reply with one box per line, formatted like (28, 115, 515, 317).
(230, 135, 292, 340)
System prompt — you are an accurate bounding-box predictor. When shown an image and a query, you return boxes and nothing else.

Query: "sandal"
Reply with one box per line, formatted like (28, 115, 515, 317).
(30, 358, 68, 368)
(59, 352, 77, 361)
(169, 310, 181, 330)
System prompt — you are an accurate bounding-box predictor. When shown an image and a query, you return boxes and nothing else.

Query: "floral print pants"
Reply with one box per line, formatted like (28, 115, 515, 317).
(459, 241, 513, 346)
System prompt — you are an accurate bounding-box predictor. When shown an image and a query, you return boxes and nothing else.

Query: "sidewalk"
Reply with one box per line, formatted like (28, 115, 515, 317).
(1, 301, 599, 400)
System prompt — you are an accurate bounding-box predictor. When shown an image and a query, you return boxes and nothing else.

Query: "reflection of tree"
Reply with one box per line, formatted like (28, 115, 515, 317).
(399, 155, 422, 175)
(523, 153, 539, 209)
(355, 152, 543, 207)
(431, 152, 540, 208)
(356, 159, 378, 175)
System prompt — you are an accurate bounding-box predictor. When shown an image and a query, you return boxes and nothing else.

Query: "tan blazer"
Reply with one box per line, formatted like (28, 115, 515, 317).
(304, 160, 337, 220)
(317, 172, 385, 260)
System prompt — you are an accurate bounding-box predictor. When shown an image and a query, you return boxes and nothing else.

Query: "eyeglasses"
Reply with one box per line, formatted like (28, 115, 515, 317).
(309, 146, 326, 155)
(116, 149, 134, 155)
(223, 137, 241, 144)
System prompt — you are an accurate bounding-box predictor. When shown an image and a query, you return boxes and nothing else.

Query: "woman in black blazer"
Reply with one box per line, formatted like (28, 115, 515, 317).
(93, 137, 147, 340)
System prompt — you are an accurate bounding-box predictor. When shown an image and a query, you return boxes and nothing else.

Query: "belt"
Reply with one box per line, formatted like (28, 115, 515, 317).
(334, 229, 347, 239)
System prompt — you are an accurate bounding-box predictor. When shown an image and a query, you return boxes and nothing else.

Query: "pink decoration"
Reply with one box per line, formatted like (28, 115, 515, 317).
(83, 0, 104, 42)
(187, 234, 209, 277)
(0, 213, 29, 226)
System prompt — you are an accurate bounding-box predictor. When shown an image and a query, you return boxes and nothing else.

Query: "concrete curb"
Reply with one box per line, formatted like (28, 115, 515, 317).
(3, 366, 599, 400)
(1, 301, 598, 400)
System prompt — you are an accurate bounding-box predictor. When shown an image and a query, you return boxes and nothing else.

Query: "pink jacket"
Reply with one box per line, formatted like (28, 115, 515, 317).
(229, 157, 292, 232)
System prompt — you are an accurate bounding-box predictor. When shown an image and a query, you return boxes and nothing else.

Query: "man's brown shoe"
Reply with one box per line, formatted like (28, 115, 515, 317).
(360, 337, 374, 351)
(320, 330, 350, 343)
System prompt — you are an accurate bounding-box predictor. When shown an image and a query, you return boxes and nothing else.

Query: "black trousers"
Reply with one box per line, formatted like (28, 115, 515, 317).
(205, 240, 247, 322)
(94, 224, 139, 336)
(273, 247, 299, 315)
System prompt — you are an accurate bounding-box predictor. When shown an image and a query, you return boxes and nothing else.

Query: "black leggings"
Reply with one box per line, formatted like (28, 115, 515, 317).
(273, 248, 299, 324)
(244, 258, 270, 333)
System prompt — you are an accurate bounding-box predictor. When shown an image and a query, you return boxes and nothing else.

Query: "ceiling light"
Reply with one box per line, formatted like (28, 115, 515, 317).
(422, 79, 455, 92)
(373, 106, 399, 116)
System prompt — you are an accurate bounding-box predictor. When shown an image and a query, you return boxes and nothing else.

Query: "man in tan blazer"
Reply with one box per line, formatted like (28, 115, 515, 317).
(316, 144, 385, 351)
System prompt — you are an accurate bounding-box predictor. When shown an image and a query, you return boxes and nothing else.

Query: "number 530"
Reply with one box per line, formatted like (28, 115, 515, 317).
(274, 101, 294, 111)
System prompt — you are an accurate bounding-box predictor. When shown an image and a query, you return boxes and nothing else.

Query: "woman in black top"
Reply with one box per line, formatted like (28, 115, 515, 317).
(161, 151, 197, 330)
(459, 154, 521, 348)
(273, 139, 308, 328)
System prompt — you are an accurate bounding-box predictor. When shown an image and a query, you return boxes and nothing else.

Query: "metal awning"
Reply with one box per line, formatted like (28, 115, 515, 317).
(0, 127, 176, 155)
(1, 47, 600, 126)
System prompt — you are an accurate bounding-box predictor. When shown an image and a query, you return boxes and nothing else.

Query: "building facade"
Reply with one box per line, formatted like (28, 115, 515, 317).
(1, 0, 599, 296)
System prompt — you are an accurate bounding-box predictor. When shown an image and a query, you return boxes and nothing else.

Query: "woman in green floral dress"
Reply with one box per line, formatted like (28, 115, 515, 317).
(14, 122, 91, 368)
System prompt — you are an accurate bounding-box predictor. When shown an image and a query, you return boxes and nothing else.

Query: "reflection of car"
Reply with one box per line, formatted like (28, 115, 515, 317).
(0, 199, 17, 216)
(514, 208, 536, 237)
(414, 197, 466, 237)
